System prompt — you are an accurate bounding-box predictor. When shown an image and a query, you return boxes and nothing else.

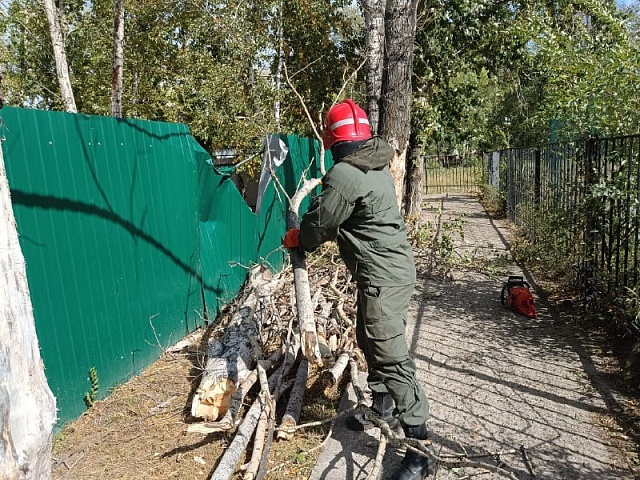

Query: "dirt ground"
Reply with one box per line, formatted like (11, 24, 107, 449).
(51, 314, 343, 480)
(51, 193, 640, 480)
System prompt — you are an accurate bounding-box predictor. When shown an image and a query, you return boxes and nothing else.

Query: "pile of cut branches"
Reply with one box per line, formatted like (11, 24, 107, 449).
(186, 243, 522, 480)
(187, 246, 362, 480)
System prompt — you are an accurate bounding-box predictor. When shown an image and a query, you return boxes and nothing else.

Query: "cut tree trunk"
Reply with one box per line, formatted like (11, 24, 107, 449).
(287, 183, 323, 365)
(276, 358, 308, 440)
(191, 267, 282, 421)
(191, 269, 282, 421)
(209, 336, 300, 480)
(191, 300, 258, 421)
(0, 142, 57, 478)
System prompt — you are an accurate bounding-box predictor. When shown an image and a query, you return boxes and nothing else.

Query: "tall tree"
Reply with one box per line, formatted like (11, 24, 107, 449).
(377, 0, 419, 209)
(111, 0, 125, 117)
(43, 0, 76, 112)
(0, 143, 57, 480)
(361, 0, 420, 210)
(362, 0, 384, 134)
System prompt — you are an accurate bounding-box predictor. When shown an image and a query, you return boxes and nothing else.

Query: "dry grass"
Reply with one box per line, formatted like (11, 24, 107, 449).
(51, 324, 344, 480)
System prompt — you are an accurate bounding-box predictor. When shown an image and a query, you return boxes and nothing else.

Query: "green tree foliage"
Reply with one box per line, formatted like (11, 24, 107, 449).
(0, 0, 362, 158)
(1, 0, 60, 108)
(524, 1, 640, 139)
(412, 0, 640, 155)
(2, 0, 638, 156)
(276, 0, 364, 136)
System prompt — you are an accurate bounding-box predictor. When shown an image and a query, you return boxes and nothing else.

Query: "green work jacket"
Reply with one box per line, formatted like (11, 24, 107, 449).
(299, 137, 416, 287)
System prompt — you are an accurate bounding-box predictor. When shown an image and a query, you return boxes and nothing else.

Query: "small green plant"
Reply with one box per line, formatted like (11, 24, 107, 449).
(52, 431, 67, 455)
(83, 366, 99, 409)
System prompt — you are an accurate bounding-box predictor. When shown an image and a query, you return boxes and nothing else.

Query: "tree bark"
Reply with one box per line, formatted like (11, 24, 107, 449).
(287, 182, 323, 366)
(209, 337, 299, 480)
(0, 143, 57, 479)
(43, 0, 77, 113)
(111, 0, 125, 118)
(275, 358, 308, 440)
(404, 130, 424, 217)
(362, 0, 385, 133)
(379, 0, 418, 209)
(191, 299, 258, 421)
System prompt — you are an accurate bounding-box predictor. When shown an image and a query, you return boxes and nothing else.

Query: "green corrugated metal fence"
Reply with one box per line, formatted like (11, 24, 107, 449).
(0, 107, 325, 428)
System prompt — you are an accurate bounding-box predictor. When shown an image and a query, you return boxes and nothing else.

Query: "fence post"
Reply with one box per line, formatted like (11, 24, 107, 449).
(489, 152, 500, 189)
(507, 149, 515, 221)
(583, 137, 598, 292)
(534, 149, 541, 206)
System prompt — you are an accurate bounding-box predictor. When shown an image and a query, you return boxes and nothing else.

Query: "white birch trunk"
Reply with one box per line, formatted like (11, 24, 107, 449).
(191, 269, 283, 421)
(274, 1, 284, 128)
(0, 143, 57, 479)
(288, 183, 323, 366)
(43, 0, 77, 113)
(362, 0, 385, 133)
(111, 0, 125, 118)
(191, 296, 259, 421)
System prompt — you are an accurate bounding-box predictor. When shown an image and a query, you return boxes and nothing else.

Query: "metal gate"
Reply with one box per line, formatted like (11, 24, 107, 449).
(424, 153, 486, 194)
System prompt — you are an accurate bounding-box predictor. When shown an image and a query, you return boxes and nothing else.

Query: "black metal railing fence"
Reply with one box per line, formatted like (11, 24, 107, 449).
(423, 152, 487, 194)
(487, 134, 640, 301)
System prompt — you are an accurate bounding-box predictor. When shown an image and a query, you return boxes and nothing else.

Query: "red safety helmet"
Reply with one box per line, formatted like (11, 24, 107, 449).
(322, 99, 372, 149)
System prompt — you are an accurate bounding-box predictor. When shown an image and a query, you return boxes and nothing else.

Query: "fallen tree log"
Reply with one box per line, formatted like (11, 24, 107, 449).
(275, 358, 308, 441)
(209, 336, 300, 480)
(191, 300, 258, 421)
(191, 268, 282, 421)
(287, 181, 323, 366)
(186, 349, 284, 434)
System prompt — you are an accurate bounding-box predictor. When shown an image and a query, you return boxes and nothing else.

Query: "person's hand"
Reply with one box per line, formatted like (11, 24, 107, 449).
(283, 228, 301, 249)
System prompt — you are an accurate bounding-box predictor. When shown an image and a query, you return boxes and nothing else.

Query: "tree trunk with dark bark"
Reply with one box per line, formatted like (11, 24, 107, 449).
(404, 130, 424, 217)
(378, 0, 418, 210)
(362, 0, 385, 133)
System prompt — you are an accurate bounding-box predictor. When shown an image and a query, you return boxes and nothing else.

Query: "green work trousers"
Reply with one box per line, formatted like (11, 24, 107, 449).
(356, 284, 430, 428)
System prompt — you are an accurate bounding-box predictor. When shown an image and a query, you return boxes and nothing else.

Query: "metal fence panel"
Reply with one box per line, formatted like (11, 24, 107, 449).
(488, 134, 640, 299)
(1, 107, 204, 426)
(0, 107, 324, 428)
(424, 153, 486, 194)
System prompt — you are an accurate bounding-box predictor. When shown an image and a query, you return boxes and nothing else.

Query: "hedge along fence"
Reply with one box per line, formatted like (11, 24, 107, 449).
(0, 106, 325, 428)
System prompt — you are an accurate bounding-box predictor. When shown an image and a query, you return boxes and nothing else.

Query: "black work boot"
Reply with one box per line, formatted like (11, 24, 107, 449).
(345, 392, 400, 431)
(393, 423, 435, 480)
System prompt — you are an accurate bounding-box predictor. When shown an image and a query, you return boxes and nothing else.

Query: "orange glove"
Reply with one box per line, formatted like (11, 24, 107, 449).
(283, 228, 301, 249)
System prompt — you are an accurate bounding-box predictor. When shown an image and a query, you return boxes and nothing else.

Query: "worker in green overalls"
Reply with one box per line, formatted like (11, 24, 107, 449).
(283, 99, 433, 480)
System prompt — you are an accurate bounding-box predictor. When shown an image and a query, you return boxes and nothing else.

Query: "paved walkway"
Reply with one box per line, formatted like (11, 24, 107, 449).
(310, 193, 633, 480)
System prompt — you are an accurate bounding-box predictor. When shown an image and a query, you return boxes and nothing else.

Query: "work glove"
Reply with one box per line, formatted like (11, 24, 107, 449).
(283, 228, 301, 249)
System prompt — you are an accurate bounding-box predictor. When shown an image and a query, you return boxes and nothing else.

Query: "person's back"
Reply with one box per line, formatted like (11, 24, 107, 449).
(283, 99, 433, 480)
(303, 137, 416, 287)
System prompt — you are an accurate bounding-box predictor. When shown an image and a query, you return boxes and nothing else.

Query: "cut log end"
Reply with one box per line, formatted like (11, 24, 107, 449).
(276, 415, 297, 441)
(191, 378, 237, 421)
